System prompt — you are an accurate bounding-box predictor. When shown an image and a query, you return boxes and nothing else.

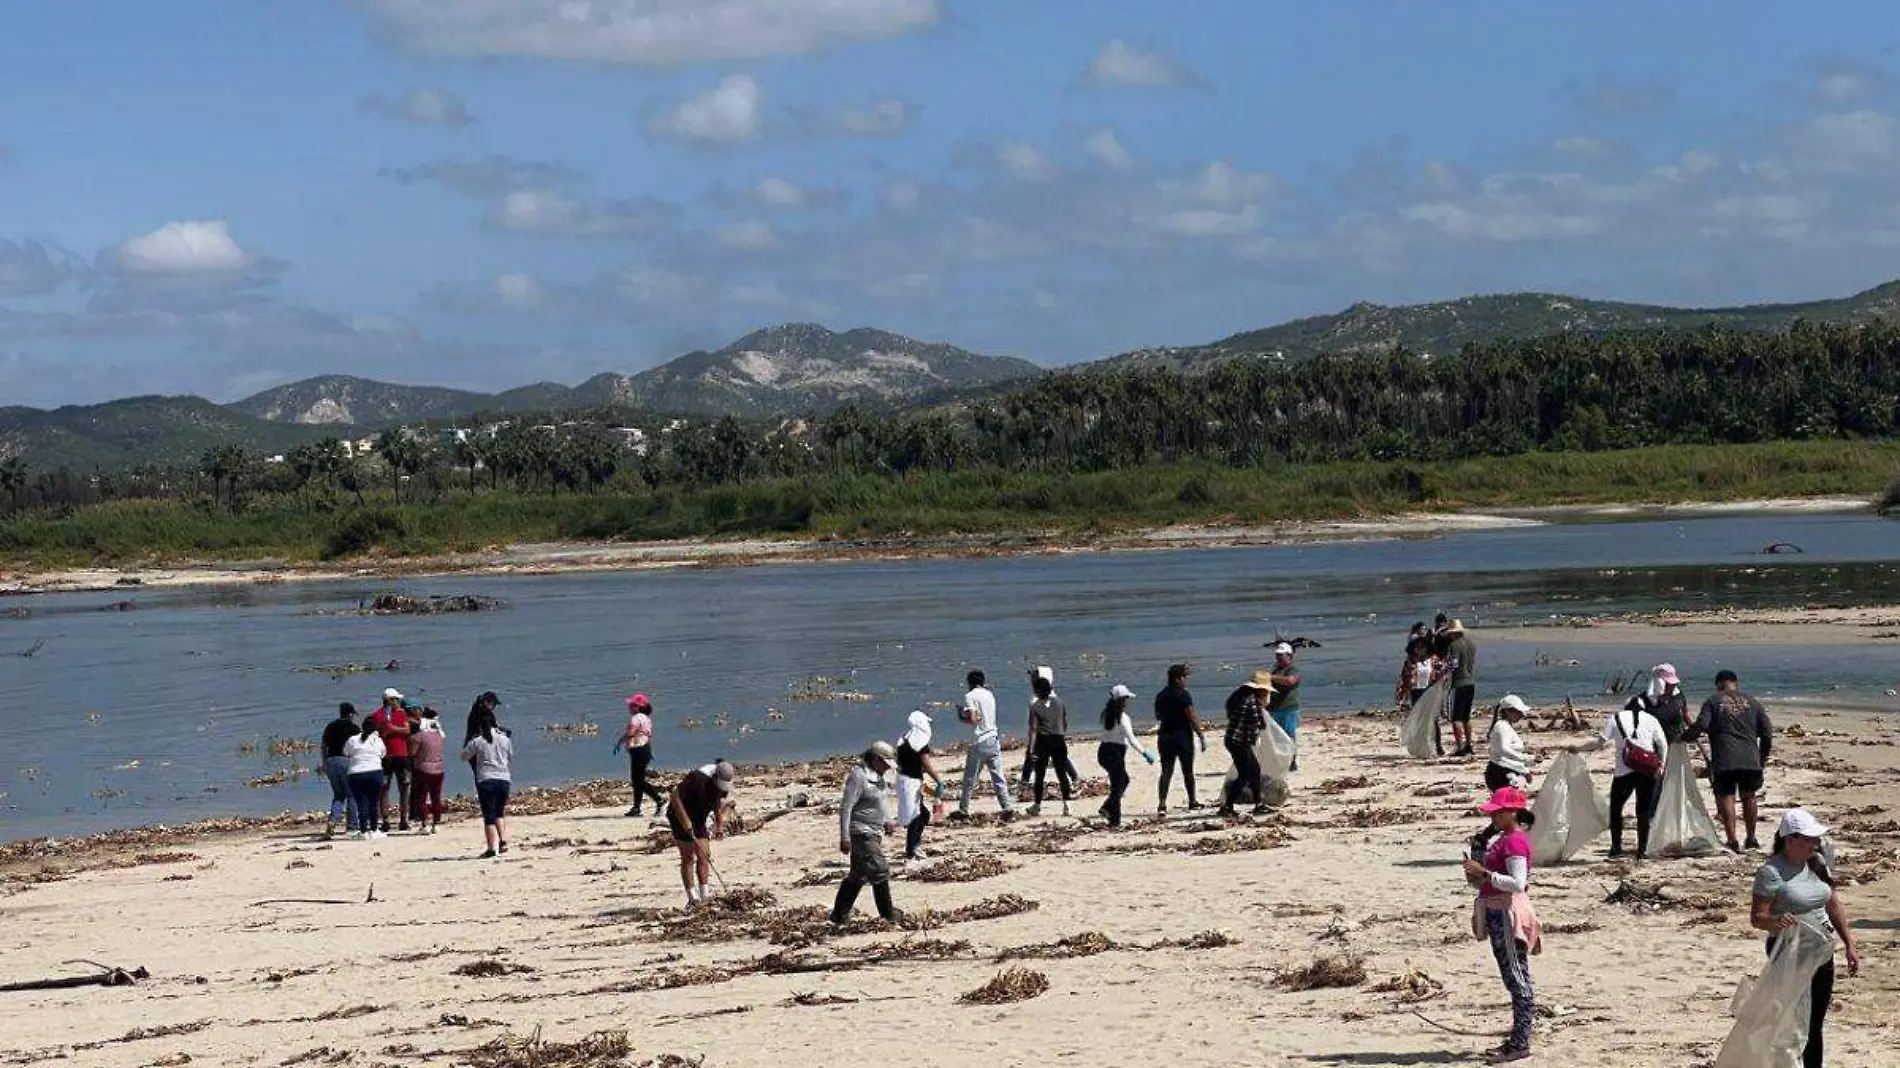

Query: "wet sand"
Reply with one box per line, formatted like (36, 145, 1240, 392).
(2, 702, 1896, 1067)
(1501, 604, 1900, 649)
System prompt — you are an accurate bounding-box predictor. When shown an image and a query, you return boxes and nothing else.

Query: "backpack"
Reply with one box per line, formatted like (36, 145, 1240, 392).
(1618, 710, 1664, 777)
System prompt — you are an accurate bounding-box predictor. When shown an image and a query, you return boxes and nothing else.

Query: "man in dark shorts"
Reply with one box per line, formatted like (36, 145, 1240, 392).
(668, 760, 734, 908)
(1443, 620, 1478, 757)
(1154, 664, 1208, 814)
(1685, 669, 1773, 852)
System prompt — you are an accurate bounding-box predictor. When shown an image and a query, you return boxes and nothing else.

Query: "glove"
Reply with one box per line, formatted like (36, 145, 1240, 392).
(1143, 751, 1157, 765)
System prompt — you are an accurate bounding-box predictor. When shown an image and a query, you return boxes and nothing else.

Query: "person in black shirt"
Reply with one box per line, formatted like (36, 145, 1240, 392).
(320, 703, 358, 838)
(1625, 663, 1689, 743)
(1154, 664, 1207, 814)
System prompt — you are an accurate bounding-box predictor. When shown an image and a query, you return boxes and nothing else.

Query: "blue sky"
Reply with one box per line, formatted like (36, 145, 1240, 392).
(1, 1, 1895, 406)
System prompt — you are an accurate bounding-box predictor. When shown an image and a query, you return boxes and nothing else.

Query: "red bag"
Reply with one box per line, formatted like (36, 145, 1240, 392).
(1618, 710, 1664, 777)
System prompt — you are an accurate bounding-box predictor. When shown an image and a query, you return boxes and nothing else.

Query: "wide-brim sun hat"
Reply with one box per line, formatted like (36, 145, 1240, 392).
(1445, 620, 1467, 635)
(1479, 786, 1532, 813)
(1242, 670, 1276, 693)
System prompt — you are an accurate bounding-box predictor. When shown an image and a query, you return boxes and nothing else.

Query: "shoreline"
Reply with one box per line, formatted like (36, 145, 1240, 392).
(0, 494, 1877, 597)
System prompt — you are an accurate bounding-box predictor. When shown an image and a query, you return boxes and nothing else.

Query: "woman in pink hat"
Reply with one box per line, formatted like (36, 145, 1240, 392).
(1463, 786, 1542, 1064)
(614, 693, 666, 818)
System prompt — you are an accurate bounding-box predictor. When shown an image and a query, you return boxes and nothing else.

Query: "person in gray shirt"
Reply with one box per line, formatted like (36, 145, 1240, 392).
(1685, 669, 1773, 852)
(831, 741, 900, 925)
(1026, 672, 1074, 816)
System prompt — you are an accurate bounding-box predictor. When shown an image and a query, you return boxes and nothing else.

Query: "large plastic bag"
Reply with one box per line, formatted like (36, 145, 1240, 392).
(1714, 919, 1836, 1068)
(1651, 743, 1725, 857)
(1529, 751, 1608, 864)
(1224, 720, 1296, 807)
(1401, 680, 1448, 758)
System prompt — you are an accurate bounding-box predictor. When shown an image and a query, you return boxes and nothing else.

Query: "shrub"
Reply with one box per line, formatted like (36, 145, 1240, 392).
(322, 507, 408, 560)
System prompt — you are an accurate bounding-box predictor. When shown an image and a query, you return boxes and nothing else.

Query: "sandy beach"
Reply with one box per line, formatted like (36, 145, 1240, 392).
(3, 684, 1896, 1067)
(1500, 604, 1900, 649)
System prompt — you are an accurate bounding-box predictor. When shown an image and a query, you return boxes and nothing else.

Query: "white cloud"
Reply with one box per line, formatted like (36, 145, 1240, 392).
(1784, 110, 1899, 171)
(1552, 136, 1617, 159)
(1404, 200, 1600, 242)
(1084, 127, 1134, 171)
(997, 141, 1059, 182)
(1707, 194, 1818, 241)
(364, 0, 941, 66)
(867, 272, 939, 300)
(486, 190, 671, 237)
(362, 86, 475, 127)
(716, 219, 779, 251)
(649, 75, 764, 145)
(1160, 161, 1277, 209)
(1079, 39, 1200, 89)
(754, 177, 811, 209)
(112, 221, 255, 275)
(834, 97, 911, 137)
(1818, 71, 1870, 102)
(1143, 205, 1264, 238)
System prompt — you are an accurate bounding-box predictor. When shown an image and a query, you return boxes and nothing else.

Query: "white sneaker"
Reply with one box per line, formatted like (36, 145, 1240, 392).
(348, 830, 365, 841)
(368, 830, 387, 840)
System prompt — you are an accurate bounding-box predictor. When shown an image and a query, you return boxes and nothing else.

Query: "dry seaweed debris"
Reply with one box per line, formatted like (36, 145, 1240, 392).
(787, 991, 856, 1006)
(909, 855, 1013, 883)
(1369, 967, 1444, 1003)
(1541, 921, 1601, 935)
(997, 931, 1116, 961)
(791, 868, 843, 888)
(1144, 930, 1238, 951)
(1275, 954, 1368, 991)
(958, 966, 1050, 1005)
(454, 959, 537, 979)
(1604, 877, 1730, 914)
(1191, 830, 1291, 855)
(464, 1028, 698, 1068)
(864, 938, 973, 963)
(1015, 824, 1088, 855)
(902, 893, 1039, 931)
(1316, 775, 1373, 795)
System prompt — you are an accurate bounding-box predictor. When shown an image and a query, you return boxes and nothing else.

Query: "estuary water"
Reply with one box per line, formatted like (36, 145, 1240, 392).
(2, 512, 1896, 840)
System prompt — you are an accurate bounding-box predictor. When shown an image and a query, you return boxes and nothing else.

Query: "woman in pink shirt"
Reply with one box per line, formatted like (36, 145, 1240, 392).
(613, 694, 666, 817)
(1463, 786, 1542, 1064)
(409, 707, 448, 834)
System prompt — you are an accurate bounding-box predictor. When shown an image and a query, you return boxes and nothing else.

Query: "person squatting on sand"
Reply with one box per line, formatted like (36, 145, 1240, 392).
(461, 702, 515, 859)
(1750, 807, 1862, 1068)
(1097, 684, 1155, 829)
(1463, 786, 1542, 1064)
(614, 693, 667, 818)
(1153, 663, 1208, 814)
(831, 741, 901, 925)
(1220, 670, 1275, 819)
(1687, 669, 1775, 852)
(895, 710, 945, 860)
(668, 759, 734, 908)
(1569, 695, 1668, 859)
(1026, 668, 1075, 817)
(952, 670, 1015, 822)
(1484, 695, 1532, 791)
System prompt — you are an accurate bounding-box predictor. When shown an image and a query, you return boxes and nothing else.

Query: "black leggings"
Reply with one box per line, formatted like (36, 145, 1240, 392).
(1097, 742, 1130, 825)
(905, 809, 930, 857)
(1609, 771, 1659, 856)
(1032, 735, 1074, 803)
(627, 745, 665, 811)
(1805, 960, 1835, 1068)
(1158, 731, 1197, 807)
(1224, 737, 1262, 808)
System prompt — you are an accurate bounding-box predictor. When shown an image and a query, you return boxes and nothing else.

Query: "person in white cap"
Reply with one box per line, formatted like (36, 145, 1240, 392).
(366, 688, 413, 833)
(1025, 666, 1075, 816)
(1750, 807, 1861, 1068)
(951, 670, 1015, 823)
(894, 710, 945, 860)
(1096, 684, 1155, 828)
(1267, 642, 1304, 772)
(831, 741, 901, 925)
(667, 759, 735, 908)
(1484, 695, 1533, 791)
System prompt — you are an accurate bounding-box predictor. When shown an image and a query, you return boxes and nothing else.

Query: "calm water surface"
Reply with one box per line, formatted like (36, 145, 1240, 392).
(2, 513, 1896, 839)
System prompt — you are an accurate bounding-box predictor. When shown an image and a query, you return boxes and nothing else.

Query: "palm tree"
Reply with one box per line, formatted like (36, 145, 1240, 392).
(0, 457, 27, 511)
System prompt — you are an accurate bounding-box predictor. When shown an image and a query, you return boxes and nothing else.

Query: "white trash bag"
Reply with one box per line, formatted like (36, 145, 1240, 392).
(1401, 680, 1448, 759)
(1651, 743, 1725, 858)
(1224, 719, 1296, 807)
(1714, 919, 1836, 1068)
(1529, 751, 1608, 865)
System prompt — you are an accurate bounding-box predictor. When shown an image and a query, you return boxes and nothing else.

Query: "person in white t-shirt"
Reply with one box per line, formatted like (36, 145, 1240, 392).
(1485, 695, 1533, 791)
(1569, 700, 1667, 858)
(951, 670, 1016, 822)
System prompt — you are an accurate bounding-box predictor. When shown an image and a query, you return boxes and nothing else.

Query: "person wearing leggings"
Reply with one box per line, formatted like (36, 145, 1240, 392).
(1571, 703, 1667, 858)
(1026, 673, 1073, 816)
(1220, 672, 1273, 817)
(1097, 685, 1155, 828)
(1153, 664, 1207, 813)
(1750, 809, 1862, 1068)
(614, 694, 667, 817)
(341, 720, 387, 840)
(894, 710, 944, 860)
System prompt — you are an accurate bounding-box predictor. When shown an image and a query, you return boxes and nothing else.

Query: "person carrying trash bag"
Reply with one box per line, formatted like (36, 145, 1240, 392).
(1568, 697, 1668, 858)
(1402, 679, 1451, 760)
(1220, 671, 1293, 815)
(1527, 750, 1609, 865)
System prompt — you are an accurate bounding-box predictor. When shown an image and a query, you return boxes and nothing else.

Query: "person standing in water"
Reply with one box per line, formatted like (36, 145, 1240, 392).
(1685, 669, 1774, 852)
(1026, 670, 1074, 817)
(952, 670, 1015, 822)
(614, 694, 667, 818)
(1220, 671, 1274, 818)
(1267, 642, 1303, 773)
(895, 710, 945, 861)
(460, 703, 514, 859)
(1749, 808, 1861, 1068)
(342, 717, 387, 841)
(410, 707, 447, 835)
(1443, 620, 1479, 757)
(668, 760, 734, 908)
(1463, 786, 1542, 1064)
(320, 703, 358, 838)
(1153, 664, 1208, 815)
(366, 689, 412, 833)
(1098, 684, 1155, 829)
(832, 742, 902, 925)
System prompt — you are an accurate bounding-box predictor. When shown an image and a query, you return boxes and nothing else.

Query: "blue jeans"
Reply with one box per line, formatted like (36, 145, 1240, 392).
(476, 778, 511, 825)
(347, 771, 383, 834)
(324, 756, 353, 824)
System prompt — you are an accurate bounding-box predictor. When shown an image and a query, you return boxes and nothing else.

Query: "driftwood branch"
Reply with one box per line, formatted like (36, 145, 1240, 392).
(0, 961, 148, 993)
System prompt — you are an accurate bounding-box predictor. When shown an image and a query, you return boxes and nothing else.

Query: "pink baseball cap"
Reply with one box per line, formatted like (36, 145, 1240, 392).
(626, 693, 651, 710)
(1653, 664, 1680, 686)
(1479, 786, 1532, 814)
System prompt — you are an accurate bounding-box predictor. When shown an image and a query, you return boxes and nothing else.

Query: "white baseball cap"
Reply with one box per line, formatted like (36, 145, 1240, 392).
(1108, 684, 1135, 700)
(1779, 808, 1829, 840)
(1273, 642, 1295, 657)
(1498, 694, 1530, 716)
(383, 688, 403, 701)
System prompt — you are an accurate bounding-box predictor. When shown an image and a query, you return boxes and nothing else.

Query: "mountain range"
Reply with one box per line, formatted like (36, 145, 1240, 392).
(6, 282, 1900, 471)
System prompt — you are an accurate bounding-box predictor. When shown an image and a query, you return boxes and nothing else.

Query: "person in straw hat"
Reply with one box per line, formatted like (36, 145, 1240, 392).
(831, 741, 902, 925)
(1442, 619, 1479, 758)
(1219, 670, 1275, 818)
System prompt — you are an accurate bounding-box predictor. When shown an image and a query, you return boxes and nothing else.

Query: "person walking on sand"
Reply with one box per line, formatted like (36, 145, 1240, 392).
(1098, 684, 1155, 829)
(320, 703, 358, 838)
(951, 671, 1015, 822)
(1749, 808, 1862, 1068)
(831, 742, 902, 925)
(1219, 671, 1274, 819)
(1267, 642, 1304, 773)
(1484, 695, 1532, 791)
(342, 717, 387, 841)
(460, 704, 514, 859)
(409, 707, 447, 834)
(668, 760, 734, 908)
(366, 689, 412, 833)
(895, 710, 945, 860)
(1442, 620, 1479, 757)
(613, 694, 667, 818)
(1026, 670, 1074, 817)
(1569, 695, 1667, 858)
(1685, 669, 1774, 852)
(1154, 664, 1208, 815)
(1463, 786, 1542, 1064)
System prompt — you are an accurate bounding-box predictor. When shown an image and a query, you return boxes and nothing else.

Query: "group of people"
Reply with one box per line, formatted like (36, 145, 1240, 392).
(1398, 615, 1480, 756)
(318, 688, 514, 857)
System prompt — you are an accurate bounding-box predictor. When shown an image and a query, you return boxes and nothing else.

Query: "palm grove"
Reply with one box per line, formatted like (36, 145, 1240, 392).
(1, 320, 1897, 560)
